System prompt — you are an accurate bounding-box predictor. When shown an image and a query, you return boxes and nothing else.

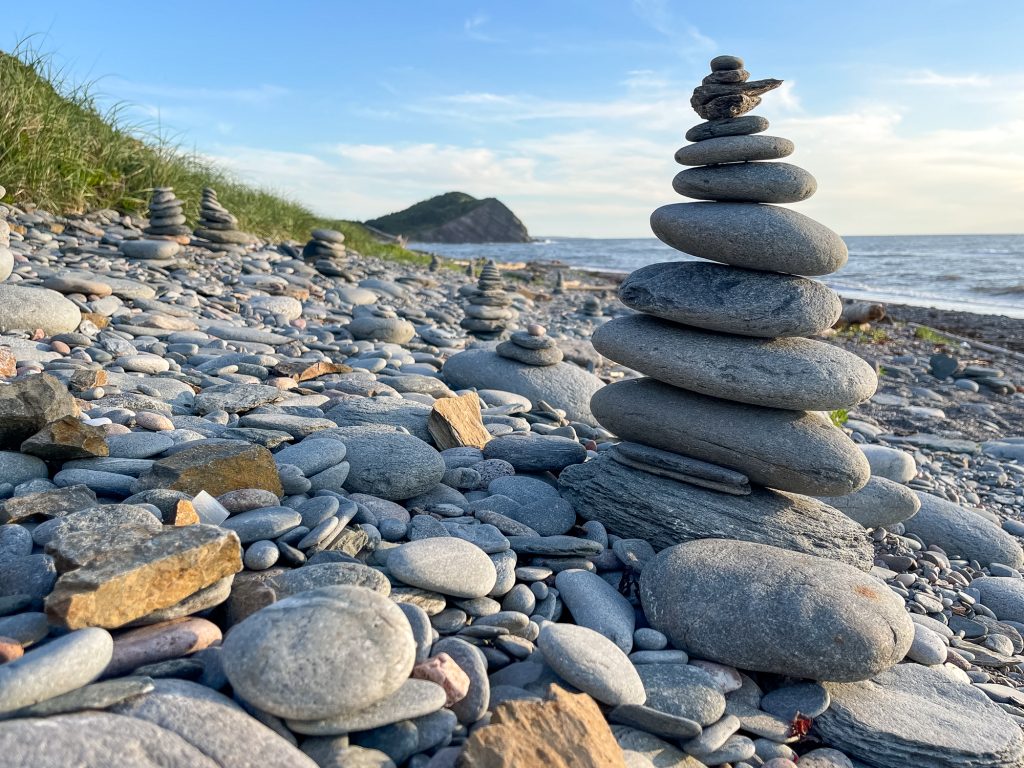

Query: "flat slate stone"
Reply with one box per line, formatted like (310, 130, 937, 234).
(673, 161, 816, 204)
(560, 455, 872, 569)
(388, 538, 497, 598)
(593, 314, 876, 411)
(618, 261, 841, 338)
(221, 585, 415, 720)
(443, 348, 604, 427)
(903, 492, 1024, 568)
(112, 678, 318, 768)
(640, 539, 914, 682)
(685, 115, 770, 142)
(591, 378, 870, 496)
(815, 664, 1024, 768)
(221, 506, 301, 544)
(537, 623, 646, 706)
(674, 134, 794, 165)
(326, 398, 432, 442)
(287, 679, 446, 735)
(650, 202, 848, 276)
(482, 433, 587, 472)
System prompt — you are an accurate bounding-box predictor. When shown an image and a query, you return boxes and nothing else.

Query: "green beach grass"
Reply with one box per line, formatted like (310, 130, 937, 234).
(0, 42, 428, 264)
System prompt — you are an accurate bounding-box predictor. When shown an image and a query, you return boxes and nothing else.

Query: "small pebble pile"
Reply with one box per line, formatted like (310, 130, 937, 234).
(0, 54, 1023, 768)
(460, 261, 517, 340)
(142, 187, 190, 241)
(193, 187, 255, 247)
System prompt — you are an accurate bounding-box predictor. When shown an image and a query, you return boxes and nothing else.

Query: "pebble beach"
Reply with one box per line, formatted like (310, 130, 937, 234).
(0, 55, 1023, 768)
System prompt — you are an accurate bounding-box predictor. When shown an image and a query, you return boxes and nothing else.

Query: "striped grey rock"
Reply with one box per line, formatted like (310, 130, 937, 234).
(559, 453, 873, 570)
(593, 314, 876, 411)
(815, 664, 1024, 768)
(650, 202, 848, 276)
(591, 378, 870, 495)
(610, 441, 750, 495)
(616, 262, 842, 338)
(674, 134, 794, 165)
(640, 539, 913, 681)
(902, 492, 1024, 568)
(816, 476, 921, 530)
(673, 162, 817, 204)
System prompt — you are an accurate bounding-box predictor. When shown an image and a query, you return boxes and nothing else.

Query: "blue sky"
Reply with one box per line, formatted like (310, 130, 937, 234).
(6, 1, 1024, 236)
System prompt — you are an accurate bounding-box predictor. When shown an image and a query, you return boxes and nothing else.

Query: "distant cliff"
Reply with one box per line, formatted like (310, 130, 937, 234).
(366, 192, 531, 244)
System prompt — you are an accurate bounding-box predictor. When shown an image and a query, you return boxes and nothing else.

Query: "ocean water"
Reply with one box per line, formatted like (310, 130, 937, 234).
(409, 234, 1024, 319)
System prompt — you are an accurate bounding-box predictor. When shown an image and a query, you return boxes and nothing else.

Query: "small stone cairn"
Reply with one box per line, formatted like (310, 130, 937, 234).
(143, 187, 190, 241)
(0, 187, 13, 281)
(193, 188, 255, 246)
(496, 324, 563, 366)
(302, 228, 347, 261)
(460, 260, 517, 340)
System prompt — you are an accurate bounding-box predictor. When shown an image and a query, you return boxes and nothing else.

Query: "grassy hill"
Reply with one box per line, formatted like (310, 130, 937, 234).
(367, 191, 530, 243)
(0, 44, 425, 263)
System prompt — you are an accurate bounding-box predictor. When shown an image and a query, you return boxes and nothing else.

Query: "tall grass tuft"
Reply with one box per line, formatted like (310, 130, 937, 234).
(0, 40, 426, 263)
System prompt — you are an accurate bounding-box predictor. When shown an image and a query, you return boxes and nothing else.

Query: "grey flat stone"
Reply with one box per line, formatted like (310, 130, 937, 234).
(618, 261, 841, 338)
(651, 202, 847, 276)
(537, 623, 645, 706)
(591, 378, 870, 495)
(220, 506, 301, 544)
(221, 585, 415, 720)
(673, 161, 816, 203)
(593, 314, 876, 411)
(326, 398, 432, 442)
(816, 476, 921, 529)
(556, 569, 635, 652)
(0, 285, 82, 335)
(640, 539, 914, 682)
(636, 663, 725, 726)
(287, 679, 446, 735)
(482, 433, 586, 472)
(685, 115, 770, 141)
(333, 427, 444, 501)
(857, 445, 917, 484)
(674, 134, 794, 165)
(0, 627, 113, 714)
(388, 537, 497, 598)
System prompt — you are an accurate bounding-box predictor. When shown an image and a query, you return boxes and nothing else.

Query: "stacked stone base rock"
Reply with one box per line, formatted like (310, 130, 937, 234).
(193, 187, 256, 247)
(460, 260, 518, 340)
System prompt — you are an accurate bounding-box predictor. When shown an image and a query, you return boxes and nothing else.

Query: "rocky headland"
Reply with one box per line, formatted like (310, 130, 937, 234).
(0, 56, 1022, 768)
(368, 192, 531, 245)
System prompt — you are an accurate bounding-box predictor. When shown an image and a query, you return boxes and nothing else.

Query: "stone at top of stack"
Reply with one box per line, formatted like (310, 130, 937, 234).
(460, 260, 518, 340)
(586, 53, 875, 499)
(194, 188, 256, 245)
(143, 187, 190, 241)
(496, 326, 563, 366)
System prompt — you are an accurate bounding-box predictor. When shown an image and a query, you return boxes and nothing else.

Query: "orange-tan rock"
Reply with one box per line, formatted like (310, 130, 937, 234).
(133, 441, 284, 497)
(20, 416, 109, 461)
(458, 686, 626, 768)
(45, 524, 242, 630)
(412, 653, 471, 707)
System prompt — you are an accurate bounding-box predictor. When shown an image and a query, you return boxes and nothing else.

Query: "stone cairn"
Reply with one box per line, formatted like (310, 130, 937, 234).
(143, 187, 190, 241)
(302, 228, 346, 262)
(496, 324, 563, 366)
(193, 188, 255, 246)
(562, 56, 880, 566)
(552, 269, 565, 294)
(0, 186, 13, 282)
(460, 260, 517, 340)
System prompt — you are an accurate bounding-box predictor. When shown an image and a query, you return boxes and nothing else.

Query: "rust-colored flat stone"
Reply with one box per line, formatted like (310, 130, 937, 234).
(21, 416, 109, 461)
(45, 525, 242, 630)
(134, 441, 283, 497)
(429, 392, 492, 450)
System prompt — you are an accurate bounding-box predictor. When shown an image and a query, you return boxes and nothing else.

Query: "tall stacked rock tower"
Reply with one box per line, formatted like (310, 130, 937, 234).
(561, 56, 879, 566)
(460, 260, 517, 340)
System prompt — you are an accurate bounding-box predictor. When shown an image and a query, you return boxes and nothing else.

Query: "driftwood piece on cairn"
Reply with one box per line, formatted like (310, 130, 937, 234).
(837, 302, 886, 326)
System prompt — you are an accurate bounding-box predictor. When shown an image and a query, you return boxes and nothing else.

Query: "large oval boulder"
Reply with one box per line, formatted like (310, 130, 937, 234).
(902, 492, 1024, 568)
(618, 261, 841, 338)
(650, 202, 847, 276)
(0, 285, 81, 335)
(334, 426, 444, 501)
(593, 314, 876, 411)
(640, 539, 913, 682)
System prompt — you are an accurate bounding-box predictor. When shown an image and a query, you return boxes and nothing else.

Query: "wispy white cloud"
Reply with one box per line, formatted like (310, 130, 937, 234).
(630, 0, 716, 58)
(900, 69, 992, 88)
(464, 13, 497, 42)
